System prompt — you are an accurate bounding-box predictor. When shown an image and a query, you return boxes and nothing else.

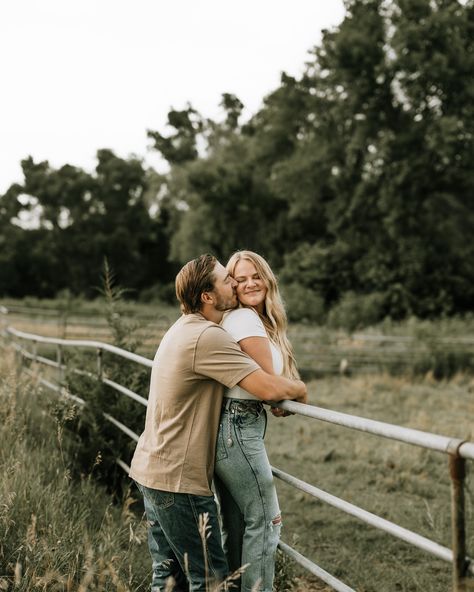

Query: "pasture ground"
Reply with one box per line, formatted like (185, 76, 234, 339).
(1, 301, 473, 590)
(266, 373, 473, 591)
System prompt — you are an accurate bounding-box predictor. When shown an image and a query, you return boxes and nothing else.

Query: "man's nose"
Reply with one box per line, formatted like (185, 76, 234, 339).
(231, 278, 238, 288)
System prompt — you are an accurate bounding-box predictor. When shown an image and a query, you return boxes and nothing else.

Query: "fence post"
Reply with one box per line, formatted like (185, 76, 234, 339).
(15, 343, 23, 384)
(32, 340, 37, 364)
(96, 348, 103, 380)
(449, 450, 468, 592)
(0, 305, 8, 336)
(57, 344, 63, 387)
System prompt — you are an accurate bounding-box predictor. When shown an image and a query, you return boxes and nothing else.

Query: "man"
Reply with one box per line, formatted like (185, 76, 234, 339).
(129, 254, 307, 592)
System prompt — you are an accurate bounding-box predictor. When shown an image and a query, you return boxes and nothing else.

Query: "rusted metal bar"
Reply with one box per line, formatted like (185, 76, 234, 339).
(449, 446, 468, 592)
(0, 306, 8, 336)
(96, 348, 103, 379)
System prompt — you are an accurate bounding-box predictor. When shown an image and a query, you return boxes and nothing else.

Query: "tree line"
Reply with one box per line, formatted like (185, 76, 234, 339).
(1, 0, 472, 325)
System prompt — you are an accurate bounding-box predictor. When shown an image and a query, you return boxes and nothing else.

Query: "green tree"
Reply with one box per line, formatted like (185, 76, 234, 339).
(0, 151, 174, 297)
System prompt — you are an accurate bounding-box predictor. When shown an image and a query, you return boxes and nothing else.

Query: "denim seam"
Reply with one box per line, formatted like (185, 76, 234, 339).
(233, 415, 269, 589)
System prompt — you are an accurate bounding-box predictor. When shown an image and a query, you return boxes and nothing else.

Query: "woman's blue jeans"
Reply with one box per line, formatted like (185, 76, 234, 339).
(214, 399, 281, 592)
(136, 482, 229, 592)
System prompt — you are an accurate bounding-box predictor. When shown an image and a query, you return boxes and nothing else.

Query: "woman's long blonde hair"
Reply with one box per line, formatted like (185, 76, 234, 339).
(226, 250, 299, 380)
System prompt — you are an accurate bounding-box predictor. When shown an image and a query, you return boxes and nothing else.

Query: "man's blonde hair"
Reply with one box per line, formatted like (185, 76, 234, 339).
(175, 254, 217, 314)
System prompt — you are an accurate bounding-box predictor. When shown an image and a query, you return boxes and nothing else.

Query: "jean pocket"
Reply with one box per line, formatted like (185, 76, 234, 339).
(237, 412, 265, 442)
(140, 484, 175, 510)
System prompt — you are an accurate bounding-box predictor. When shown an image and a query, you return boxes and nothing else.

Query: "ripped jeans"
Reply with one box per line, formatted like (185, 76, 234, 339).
(214, 399, 281, 592)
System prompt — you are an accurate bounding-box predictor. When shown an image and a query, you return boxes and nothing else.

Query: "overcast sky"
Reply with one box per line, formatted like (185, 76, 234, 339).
(0, 1, 345, 194)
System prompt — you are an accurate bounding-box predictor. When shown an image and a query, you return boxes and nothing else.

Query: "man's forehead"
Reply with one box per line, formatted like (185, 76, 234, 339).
(213, 261, 228, 280)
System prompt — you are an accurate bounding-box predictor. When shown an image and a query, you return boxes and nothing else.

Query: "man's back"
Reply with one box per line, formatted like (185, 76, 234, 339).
(129, 313, 259, 495)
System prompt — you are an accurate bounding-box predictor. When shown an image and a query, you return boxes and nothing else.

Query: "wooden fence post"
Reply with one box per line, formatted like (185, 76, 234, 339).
(449, 452, 468, 592)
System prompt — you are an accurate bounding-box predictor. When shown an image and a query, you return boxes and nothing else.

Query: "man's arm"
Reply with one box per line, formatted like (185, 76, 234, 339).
(238, 369, 307, 404)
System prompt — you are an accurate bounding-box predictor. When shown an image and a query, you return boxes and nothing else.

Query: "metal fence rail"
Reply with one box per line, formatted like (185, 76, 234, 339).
(1, 309, 472, 592)
(5, 303, 474, 377)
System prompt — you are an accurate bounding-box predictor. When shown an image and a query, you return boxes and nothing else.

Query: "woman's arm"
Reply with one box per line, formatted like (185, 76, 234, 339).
(239, 336, 296, 415)
(238, 336, 274, 374)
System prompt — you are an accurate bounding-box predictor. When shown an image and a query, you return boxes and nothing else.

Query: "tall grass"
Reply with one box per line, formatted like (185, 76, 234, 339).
(0, 350, 151, 591)
(267, 372, 474, 591)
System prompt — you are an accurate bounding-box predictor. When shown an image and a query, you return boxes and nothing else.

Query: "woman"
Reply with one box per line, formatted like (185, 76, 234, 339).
(214, 250, 299, 592)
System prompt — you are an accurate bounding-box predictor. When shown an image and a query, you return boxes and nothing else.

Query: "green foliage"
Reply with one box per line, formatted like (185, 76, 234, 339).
(147, 106, 203, 164)
(62, 264, 149, 492)
(0, 151, 175, 299)
(273, 547, 298, 592)
(327, 291, 387, 332)
(0, 353, 151, 590)
(280, 283, 326, 324)
(1, 0, 473, 324)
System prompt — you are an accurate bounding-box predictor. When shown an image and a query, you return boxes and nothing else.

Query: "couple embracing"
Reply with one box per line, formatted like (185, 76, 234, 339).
(129, 251, 307, 592)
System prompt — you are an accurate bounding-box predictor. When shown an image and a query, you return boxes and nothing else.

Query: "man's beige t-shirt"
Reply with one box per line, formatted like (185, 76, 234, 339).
(129, 313, 259, 496)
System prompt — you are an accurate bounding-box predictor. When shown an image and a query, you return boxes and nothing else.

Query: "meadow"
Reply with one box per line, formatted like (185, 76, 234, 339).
(0, 349, 151, 591)
(1, 300, 473, 591)
(266, 373, 473, 591)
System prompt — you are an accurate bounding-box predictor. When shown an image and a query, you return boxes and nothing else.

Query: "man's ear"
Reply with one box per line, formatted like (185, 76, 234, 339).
(201, 291, 214, 305)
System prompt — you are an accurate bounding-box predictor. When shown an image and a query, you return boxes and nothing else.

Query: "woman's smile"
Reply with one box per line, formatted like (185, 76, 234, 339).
(233, 259, 268, 313)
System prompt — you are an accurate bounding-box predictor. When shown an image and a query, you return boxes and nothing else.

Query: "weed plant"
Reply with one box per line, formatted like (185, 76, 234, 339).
(0, 350, 297, 591)
(61, 265, 151, 495)
(0, 350, 151, 591)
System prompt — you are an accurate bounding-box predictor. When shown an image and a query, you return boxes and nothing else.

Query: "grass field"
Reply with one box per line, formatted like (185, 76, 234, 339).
(1, 348, 473, 590)
(266, 373, 474, 591)
(2, 298, 474, 378)
(1, 301, 474, 591)
(0, 349, 152, 591)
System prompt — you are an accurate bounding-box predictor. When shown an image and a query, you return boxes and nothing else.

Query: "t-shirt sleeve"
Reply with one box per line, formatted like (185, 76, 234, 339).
(221, 308, 267, 342)
(194, 325, 260, 388)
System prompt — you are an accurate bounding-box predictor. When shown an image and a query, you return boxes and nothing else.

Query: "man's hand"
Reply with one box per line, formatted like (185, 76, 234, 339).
(294, 380, 308, 404)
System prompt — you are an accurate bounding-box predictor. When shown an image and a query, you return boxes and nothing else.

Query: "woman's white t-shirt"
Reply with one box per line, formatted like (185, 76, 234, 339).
(221, 307, 283, 400)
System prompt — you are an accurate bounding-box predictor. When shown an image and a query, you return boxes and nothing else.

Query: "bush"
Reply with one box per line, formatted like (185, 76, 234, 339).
(281, 283, 326, 323)
(327, 291, 387, 332)
(139, 281, 177, 305)
(0, 352, 151, 591)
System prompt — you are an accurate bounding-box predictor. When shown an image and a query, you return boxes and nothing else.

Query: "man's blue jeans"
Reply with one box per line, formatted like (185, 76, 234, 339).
(136, 482, 229, 592)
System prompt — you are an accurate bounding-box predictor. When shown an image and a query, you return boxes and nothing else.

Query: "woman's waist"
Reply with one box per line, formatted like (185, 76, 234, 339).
(222, 398, 264, 413)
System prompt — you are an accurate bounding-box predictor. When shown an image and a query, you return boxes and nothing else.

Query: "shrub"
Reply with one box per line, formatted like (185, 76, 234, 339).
(0, 352, 151, 591)
(281, 283, 326, 323)
(327, 291, 387, 332)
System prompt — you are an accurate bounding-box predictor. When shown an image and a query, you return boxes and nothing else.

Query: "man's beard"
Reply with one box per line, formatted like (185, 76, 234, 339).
(215, 291, 238, 312)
